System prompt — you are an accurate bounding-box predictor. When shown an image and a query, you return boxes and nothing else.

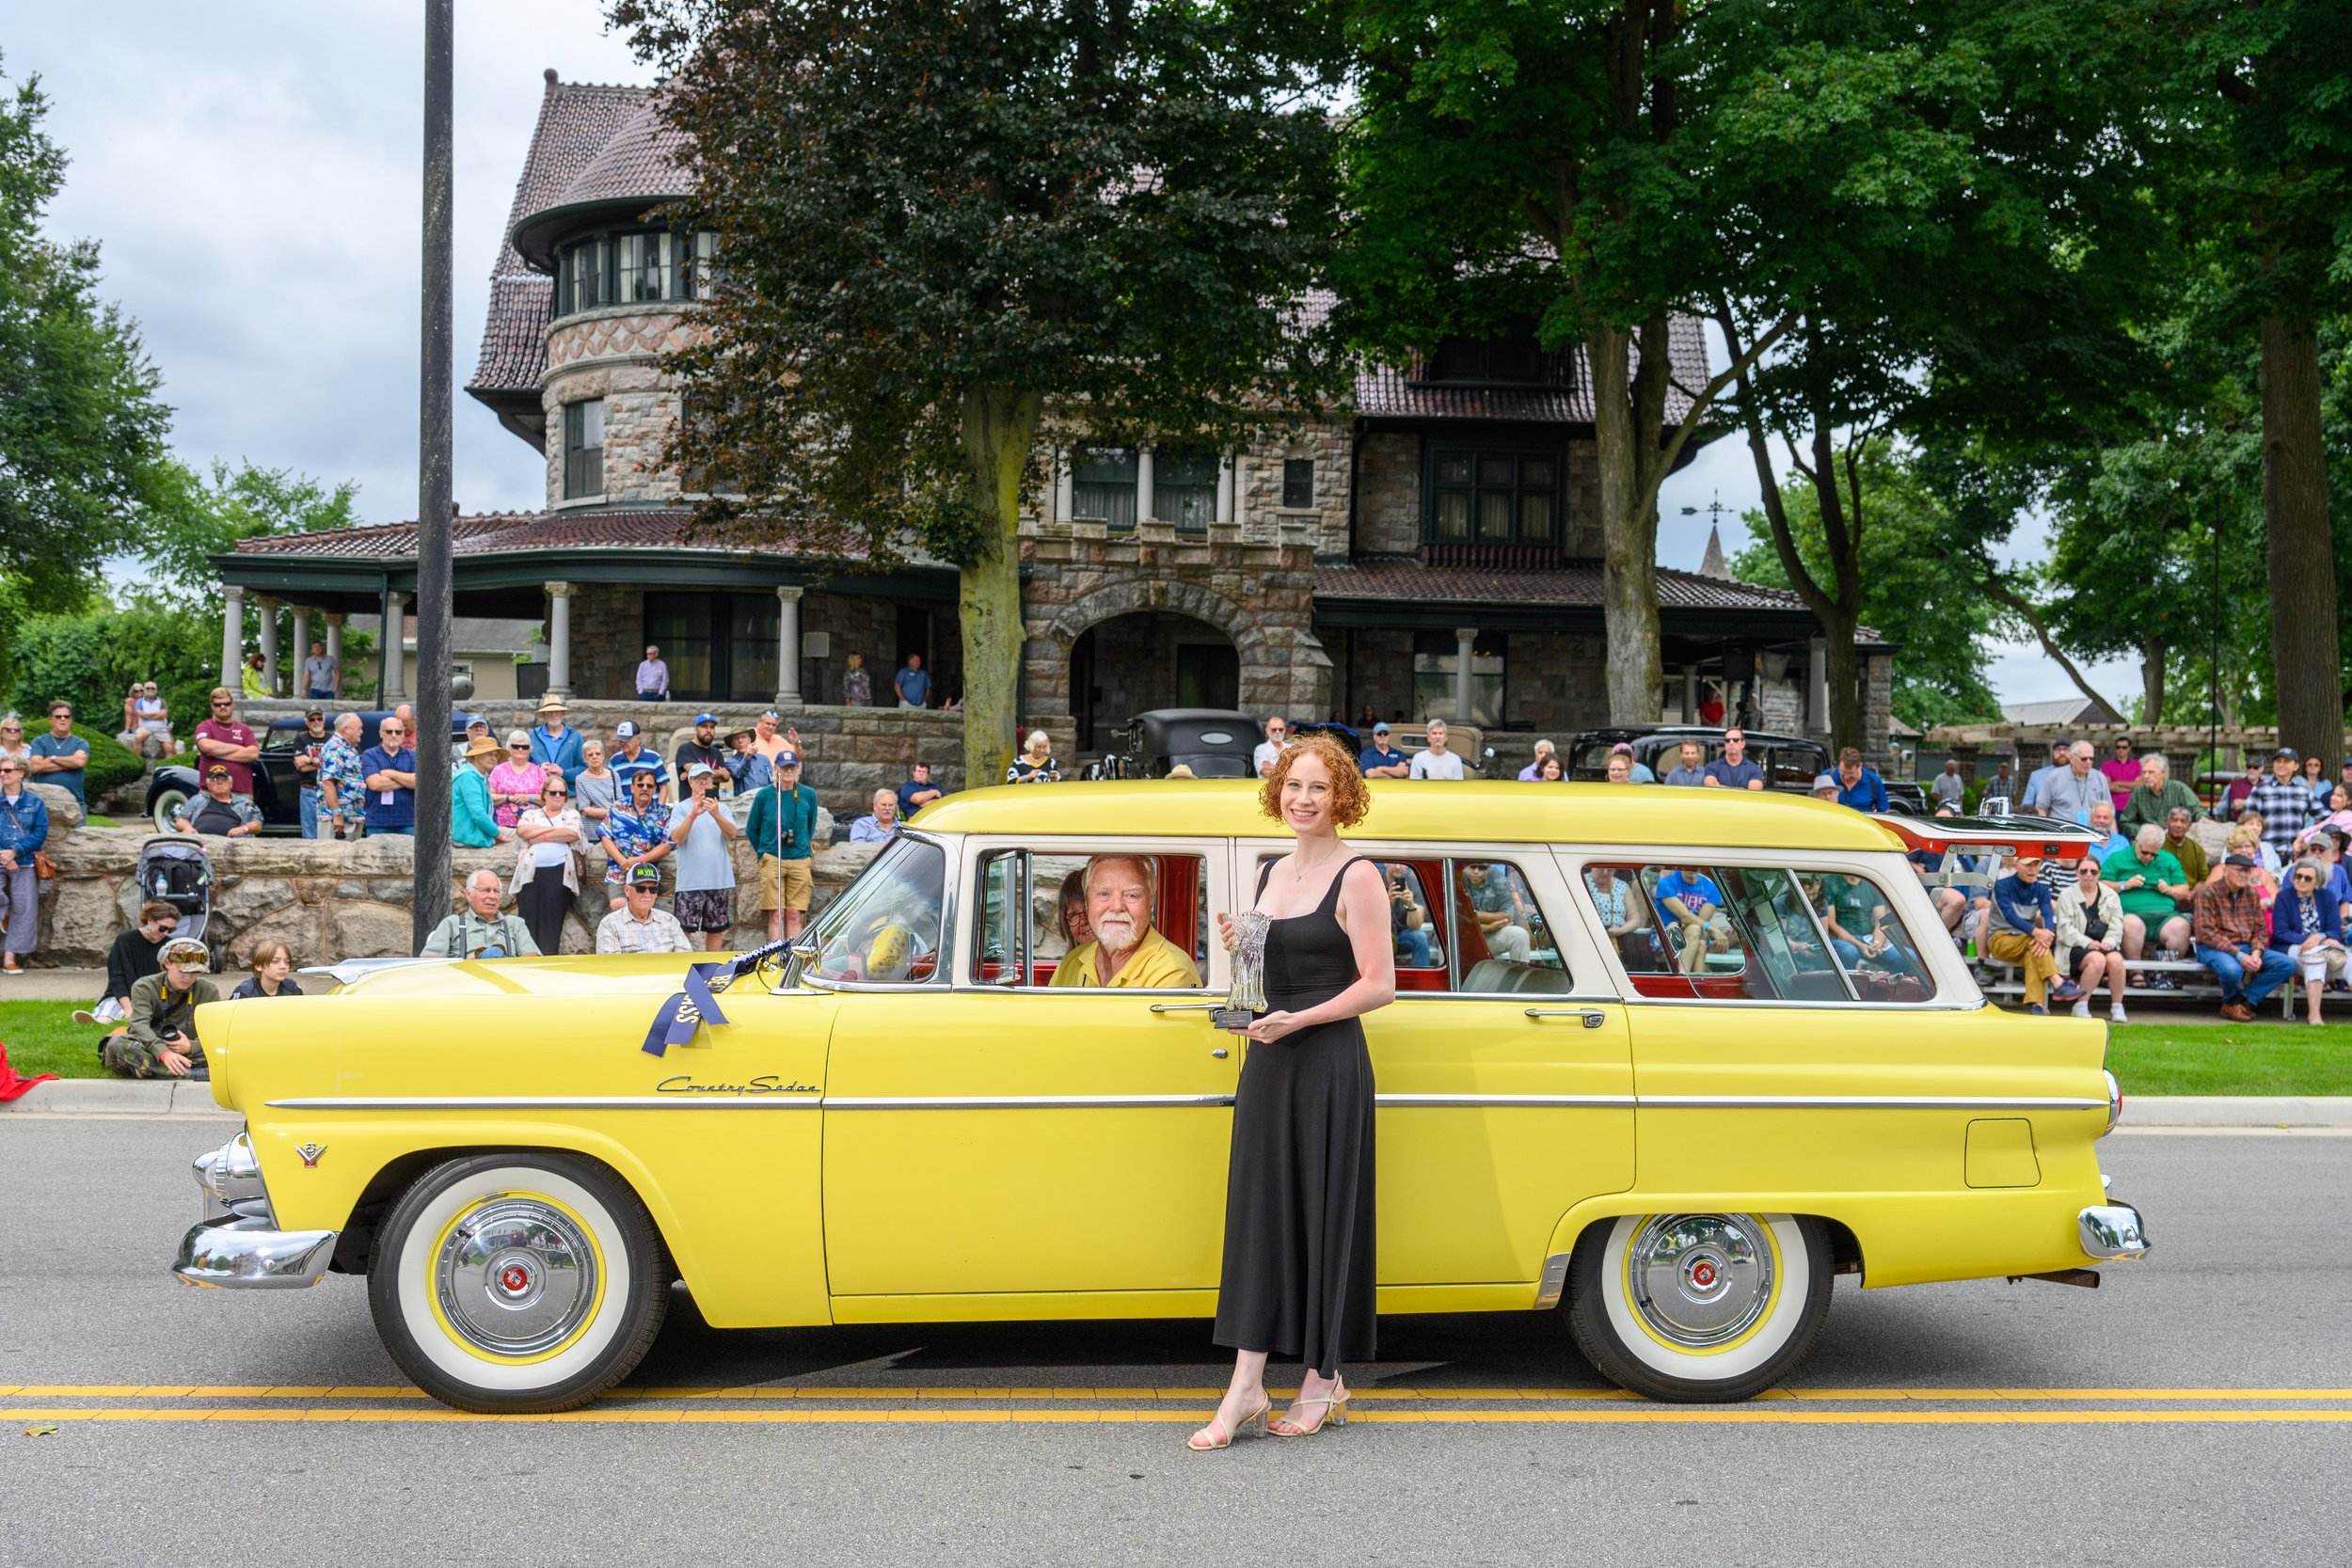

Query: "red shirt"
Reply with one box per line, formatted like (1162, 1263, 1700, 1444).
(195, 718, 258, 795)
(1699, 698, 1725, 725)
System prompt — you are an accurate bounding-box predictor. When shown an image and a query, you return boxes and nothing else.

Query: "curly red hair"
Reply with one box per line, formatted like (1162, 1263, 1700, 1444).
(1257, 731, 1372, 828)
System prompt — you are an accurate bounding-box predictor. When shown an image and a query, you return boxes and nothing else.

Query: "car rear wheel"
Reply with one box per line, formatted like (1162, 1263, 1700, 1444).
(1565, 1212, 1831, 1403)
(366, 1152, 669, 1414)
(150, 786, 188, 835)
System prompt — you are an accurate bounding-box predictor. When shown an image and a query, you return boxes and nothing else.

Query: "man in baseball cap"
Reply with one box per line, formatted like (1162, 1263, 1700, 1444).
(173, 765, 263, 838)
(1359, 721, 1409, 779)
(746, 747, 818, 942)
(2193, 851, 2298, 1020)
(610, 720, 669, 802)
(675, 712, 726, 783)
(101, 936, 219, 1079)
(596, 863, 692, 954)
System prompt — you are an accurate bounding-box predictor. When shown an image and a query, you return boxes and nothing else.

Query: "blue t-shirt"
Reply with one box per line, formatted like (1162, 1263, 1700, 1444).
(665, 798, 739, 893)
(1835, 768, 1888, 813)
(1704, 758, 1764, 790)
(28, 733, 88, 806)
(1359, 746, 1406, 775)
(1655, 870, 1724, 914)
(895, 666, 931, 705)
(897, 778, 943, 819)
(358, 746, 417, 829)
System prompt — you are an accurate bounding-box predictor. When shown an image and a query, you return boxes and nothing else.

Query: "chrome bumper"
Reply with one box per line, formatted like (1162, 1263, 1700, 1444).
(173, 1215, 339, 1290)
(2078, 1202, 2151, 1261)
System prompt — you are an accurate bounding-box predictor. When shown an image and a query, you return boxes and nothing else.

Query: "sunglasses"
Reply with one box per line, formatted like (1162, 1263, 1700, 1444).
(545, 790, 569, 799)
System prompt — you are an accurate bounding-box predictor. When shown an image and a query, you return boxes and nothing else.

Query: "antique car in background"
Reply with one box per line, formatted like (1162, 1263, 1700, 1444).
(1087, 707, 1262, 779)
(1566, 726, 1929, 814)
(174, 783, 2143, 1413)
(144, 708, 480, 834)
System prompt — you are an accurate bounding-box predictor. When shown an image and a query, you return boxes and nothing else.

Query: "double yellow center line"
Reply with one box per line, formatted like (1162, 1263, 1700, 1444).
(7, 1385, 2351, 1427)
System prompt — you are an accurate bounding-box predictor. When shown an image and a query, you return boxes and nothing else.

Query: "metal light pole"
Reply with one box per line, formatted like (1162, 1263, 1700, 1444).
(411, 0, 455, 952)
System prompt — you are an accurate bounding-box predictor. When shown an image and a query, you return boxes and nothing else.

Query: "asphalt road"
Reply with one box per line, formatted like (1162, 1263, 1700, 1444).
(3, 1120, 2346, 1568)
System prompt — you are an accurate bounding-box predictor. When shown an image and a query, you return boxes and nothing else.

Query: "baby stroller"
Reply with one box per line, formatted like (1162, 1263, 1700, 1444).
(135, 835, 216, 969)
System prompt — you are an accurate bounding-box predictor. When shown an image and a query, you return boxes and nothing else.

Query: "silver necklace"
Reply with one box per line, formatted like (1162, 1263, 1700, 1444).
(1292, 843, 1338, 882)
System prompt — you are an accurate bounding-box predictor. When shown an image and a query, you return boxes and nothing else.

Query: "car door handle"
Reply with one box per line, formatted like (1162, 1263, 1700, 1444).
(1525, 1008, 1608, 1028)
(1149, 1002, 1224, 1014)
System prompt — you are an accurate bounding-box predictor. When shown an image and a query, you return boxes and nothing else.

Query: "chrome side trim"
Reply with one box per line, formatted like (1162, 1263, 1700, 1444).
(265, 1095, 821, 1110)
(823, 1094, 1234, 1110)
(1533, 1251, 1573, 1310)
(1639, 1094, 2107, 1111)
(1375, 1093, 1637, 1108)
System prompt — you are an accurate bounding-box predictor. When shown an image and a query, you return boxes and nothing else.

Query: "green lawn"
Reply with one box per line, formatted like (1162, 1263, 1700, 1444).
(3, 1000, 2344, 1093)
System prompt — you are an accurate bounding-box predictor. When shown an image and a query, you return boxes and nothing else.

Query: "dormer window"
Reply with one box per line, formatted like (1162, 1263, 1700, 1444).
(553, 228, 713, 317)
(1416, 315, 1555, 386)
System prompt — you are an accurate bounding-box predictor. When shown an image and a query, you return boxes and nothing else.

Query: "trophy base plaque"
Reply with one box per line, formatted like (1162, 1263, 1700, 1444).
(1210, 1006, 1259, 1032)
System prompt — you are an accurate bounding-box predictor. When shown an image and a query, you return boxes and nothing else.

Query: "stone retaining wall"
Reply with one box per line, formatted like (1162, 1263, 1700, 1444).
(34, 823, 874, 970)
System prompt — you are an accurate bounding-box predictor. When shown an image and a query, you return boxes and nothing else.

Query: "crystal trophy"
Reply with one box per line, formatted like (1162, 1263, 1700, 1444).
(1213, 911, 1271, 1031)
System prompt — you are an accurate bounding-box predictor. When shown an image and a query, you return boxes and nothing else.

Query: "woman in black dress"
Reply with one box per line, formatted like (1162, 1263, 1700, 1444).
(1190, 733, 1395, 1449)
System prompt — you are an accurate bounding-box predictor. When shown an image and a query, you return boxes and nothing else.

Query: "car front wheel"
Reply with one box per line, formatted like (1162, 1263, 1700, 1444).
(366, 1152, 669, 1413)
(1565, 1212, 1831, 1403)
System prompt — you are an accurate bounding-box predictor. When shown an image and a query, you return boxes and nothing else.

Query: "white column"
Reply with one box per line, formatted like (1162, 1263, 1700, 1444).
(220, 585, 245, 689)
(775, 586, 803, 705)
(1136, 445, 1155, 525)
(256, 596, 280, 694)
(1216, 452, 1235, 525)
(1053, 447, 1073, 522)
(384, 593, 408, 700)
(1454, 626, 1478, 725)
(545, 580, 574, 698)
(325, 614, 344, 692)
(291, 606, 312, 689)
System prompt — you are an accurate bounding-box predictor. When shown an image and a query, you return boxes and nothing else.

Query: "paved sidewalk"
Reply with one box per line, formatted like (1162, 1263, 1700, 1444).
(0, 968, 107, 1003)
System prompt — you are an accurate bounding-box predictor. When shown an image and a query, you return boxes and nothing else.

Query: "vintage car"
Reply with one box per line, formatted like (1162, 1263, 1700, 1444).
(1088, 707, 1263, 780)
(173, 782, 2146, 1413)
(144, 708, 481, 834)
(1566, 725, 1929, 814)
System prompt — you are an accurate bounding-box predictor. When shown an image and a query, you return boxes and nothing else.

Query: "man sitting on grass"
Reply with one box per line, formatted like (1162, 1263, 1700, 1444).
(100, 937, 218, 1080)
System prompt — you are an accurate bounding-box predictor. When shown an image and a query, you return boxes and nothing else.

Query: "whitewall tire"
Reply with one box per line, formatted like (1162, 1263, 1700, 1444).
(367, 1152, 669, 1413)
(1565, 1212, 1831, 1403)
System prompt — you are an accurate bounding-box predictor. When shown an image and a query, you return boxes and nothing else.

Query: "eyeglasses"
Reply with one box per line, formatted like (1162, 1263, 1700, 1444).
(544, 791, 569, 800)
(2295, 872, 2318, 882)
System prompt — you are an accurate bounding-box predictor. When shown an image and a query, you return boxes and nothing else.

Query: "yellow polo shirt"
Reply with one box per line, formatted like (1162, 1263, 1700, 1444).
(1048, 926, 1203, 989)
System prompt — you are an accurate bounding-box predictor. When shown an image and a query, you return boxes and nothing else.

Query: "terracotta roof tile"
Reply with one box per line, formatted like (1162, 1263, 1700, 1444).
(550, 93, 692, 212)
(1312, 557, 1868, 626)
(229, 509, 876, 562)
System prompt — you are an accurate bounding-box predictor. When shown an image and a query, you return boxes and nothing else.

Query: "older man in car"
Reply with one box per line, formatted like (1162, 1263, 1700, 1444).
(1049, 854, 1202, 988)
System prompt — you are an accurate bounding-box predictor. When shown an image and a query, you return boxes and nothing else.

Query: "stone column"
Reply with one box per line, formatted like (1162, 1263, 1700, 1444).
(325, 614, 345, 694)
(1681, 663, 1698, 723)
(545, 580, 574, 698)
(1216, 452, 1235, 526)
(220, 585, 246, 689)
(291, 606, 312, 688)
(1053, 448, 1073, 523)
(256, 596, 280, 694)
(775, 585, 803, 705)
(1136, 445, 1155, 525)
(383, 592, 408, 700)
(1454, 626, 1478, 725)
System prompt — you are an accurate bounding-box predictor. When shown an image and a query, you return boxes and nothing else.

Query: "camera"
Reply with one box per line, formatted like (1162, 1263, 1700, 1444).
(781, 828, 796, 849)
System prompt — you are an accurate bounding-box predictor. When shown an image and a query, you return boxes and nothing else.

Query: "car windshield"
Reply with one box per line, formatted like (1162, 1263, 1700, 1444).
(796, 833, 946, 986)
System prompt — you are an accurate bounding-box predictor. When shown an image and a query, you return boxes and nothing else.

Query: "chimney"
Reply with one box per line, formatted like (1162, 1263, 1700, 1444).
(545, 68, 560, 87)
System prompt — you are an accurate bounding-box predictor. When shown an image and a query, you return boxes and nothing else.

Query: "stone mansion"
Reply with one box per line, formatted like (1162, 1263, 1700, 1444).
(215, 71, 1895, 761)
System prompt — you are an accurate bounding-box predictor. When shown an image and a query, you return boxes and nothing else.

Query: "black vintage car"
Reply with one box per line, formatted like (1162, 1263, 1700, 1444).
(144, 709, 481, 834)
(1564, 725, 1927, 814)
(1089, 708, 1262, 780)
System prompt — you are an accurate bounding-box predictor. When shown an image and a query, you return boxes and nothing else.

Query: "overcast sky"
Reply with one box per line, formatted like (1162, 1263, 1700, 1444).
(12, 1, 2131, 708)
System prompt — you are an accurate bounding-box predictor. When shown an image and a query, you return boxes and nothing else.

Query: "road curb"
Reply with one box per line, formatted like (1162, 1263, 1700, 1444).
(0, 1079, 231, 1117)
(2124, 1096, 2352, 1128)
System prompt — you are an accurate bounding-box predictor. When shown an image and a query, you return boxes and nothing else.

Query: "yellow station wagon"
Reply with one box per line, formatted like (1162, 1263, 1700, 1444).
(175, 781, 2150, 1412)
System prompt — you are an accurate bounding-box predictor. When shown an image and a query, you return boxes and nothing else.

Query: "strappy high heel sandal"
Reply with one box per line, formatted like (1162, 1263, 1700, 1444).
(1186, 1397, 1270, 1450)
(1271, 1383, 1349, 1437)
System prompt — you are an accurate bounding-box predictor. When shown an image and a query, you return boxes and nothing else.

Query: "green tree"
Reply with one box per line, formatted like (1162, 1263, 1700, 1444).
(2178, 0, 2352, 759)
(1334, 0, 1786, 726)
(0, 57, 176, 611)
(1728, 448, 2002, 732)
(141, 458, 361, 605)
(7, 598, 221, 755)
(611, 0, 1346, 785)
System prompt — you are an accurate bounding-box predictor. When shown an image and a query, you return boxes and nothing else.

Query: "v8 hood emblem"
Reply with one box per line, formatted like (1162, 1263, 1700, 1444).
(294, 1142, 327, 1167)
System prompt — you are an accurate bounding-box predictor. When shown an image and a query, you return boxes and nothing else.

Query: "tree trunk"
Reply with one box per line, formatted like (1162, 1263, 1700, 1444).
(1589, 323, 1662, 724)
(2139, 639, 2164, 728)
(2261, 315, 2344, 766)
(957, 385, 1044, 791)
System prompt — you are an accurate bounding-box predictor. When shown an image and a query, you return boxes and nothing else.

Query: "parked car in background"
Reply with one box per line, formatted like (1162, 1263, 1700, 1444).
(1088, 708, 1262, 780)
(144, 709, 480, 834)
(1565, 727, 1927, 813)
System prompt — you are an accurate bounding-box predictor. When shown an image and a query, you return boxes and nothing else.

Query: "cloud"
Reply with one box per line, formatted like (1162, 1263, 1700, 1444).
(14, 1, 647, 527)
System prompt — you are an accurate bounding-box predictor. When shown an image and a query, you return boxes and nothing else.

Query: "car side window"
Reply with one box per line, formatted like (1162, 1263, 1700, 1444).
(975, 849, 1207, 990)
(1587, 862, 1935, 1003)
(803, 834, 945, 985)
(1449, 859, 1572, 994)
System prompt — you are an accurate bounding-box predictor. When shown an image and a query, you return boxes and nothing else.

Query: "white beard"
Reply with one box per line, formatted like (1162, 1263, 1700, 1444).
(1093, 914, 1140, 956)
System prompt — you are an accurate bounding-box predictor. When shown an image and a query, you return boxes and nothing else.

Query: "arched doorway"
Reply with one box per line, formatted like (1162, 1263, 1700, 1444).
(1070, 611, 1239, 751)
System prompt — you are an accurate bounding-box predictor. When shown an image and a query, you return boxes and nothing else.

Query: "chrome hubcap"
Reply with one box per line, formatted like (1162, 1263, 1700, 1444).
(435, 1197, 597, 1356)
(1628, 1214, 1774, 1349)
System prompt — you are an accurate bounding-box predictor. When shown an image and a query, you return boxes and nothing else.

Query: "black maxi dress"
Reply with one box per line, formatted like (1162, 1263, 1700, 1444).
(1212, 857, 1378, 1377)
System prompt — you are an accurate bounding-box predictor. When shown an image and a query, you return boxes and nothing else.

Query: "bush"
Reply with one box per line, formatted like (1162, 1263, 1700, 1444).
(72, 724, 143, 799)
(7, 604, 221, 749)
